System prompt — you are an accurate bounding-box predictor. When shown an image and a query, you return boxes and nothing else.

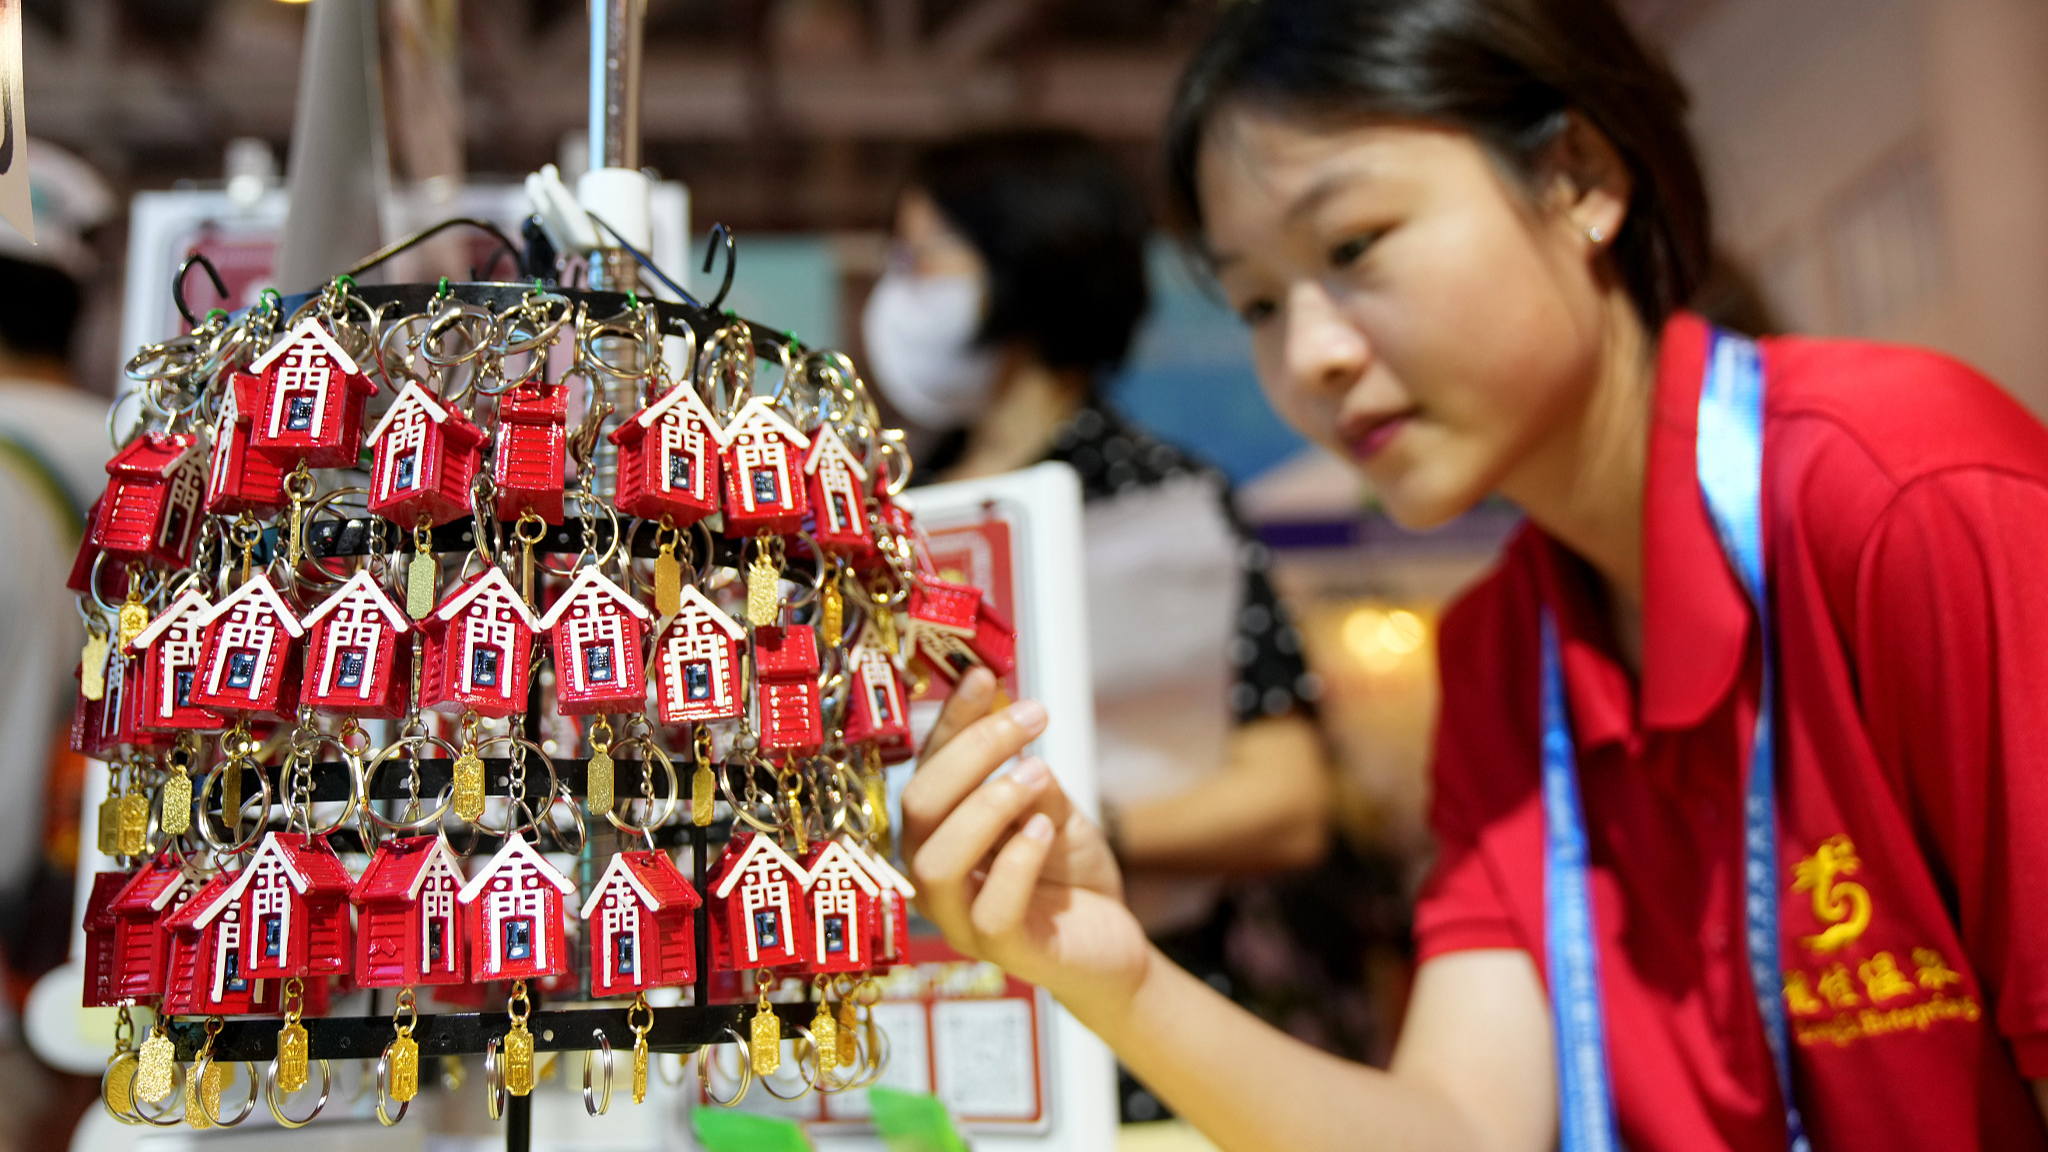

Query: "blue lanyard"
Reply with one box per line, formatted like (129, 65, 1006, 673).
(1544, 329, 1811, 1152)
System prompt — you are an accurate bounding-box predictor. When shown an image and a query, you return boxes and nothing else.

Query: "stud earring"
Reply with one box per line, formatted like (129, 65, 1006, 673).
(1587, 225, 1607, 244)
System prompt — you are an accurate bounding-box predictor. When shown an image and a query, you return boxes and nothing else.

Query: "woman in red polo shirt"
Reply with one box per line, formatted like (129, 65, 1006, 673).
(897, 0, 2048, 1148)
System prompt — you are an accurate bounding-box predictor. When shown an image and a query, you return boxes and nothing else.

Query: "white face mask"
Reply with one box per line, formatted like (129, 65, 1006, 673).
(861, 269, 1002, 431)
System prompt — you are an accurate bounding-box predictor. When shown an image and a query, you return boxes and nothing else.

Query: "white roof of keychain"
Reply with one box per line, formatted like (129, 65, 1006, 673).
(250, 316, 362, 377)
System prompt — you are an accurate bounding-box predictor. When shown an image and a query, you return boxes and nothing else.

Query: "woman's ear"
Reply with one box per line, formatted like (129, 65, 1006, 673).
(1541, 112, 1633, 252)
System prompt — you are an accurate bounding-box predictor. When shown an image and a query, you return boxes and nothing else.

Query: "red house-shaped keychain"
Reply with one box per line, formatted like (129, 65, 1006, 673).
(849, 842, 915, 967)
(418, 567, 543, 718)
(905, 574, 1016, 686)
(127, 586, 225, 731)
(162, 868, 282, 1016)
(579, 850, 701, 998)
(300, 570, 411, 718)
(109, 853, 203, 1003)
(91, 432, 204, 567)
(364, 379, 486, 525)
(653, 585, 745, 725)
(538, 567, 651, 715)
(609, 380, 726, 525)
(350, 835, 467, 988)
(248, 317, 378, 468)
(81, 871, 134, 1008)
(719, 398, 811, 535)
(803, 424, 871, 553)
(204, 374, 289, 516)
(841, 619, 910, 755)
(753, 624, 822, 754)
(457, 834, 576, 982)
(492, 381, 567, 522)
(190, 574, 305, 716)
(72, 641, 136, 757)
(707, 832, 811, 971)
(796, 839, 880, 975)
(191, 831, 354, 981)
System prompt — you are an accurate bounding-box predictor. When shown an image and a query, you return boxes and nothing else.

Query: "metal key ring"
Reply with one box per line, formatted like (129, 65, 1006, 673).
(100, 1052, 145, 1125)
(754, 1024, 816, 1101)
(360, 734, 460, 831)
(195, 754, 276, 855)
(583, 1029, 614, 1116)
(374, 1045, 410, 1127)
(603, 737, 679, 836)
(718, 754, 791, 835)
(464, 734, 561, 836)
(125, 1055, 187, 1127)
(697, 1027, 753, 1107)
(295, 486, 374, 590)
(193, 1057, 261, 1127)
(283, 730, 364, 836)
(485, 1038, 508, 1120)
(535, 490, 621, 577)
(265, 1057, 333, 1128)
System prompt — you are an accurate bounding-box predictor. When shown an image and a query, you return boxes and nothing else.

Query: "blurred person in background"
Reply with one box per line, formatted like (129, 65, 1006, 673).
(0, 141, 118, 1018)
(864, 128, 1354, 1111)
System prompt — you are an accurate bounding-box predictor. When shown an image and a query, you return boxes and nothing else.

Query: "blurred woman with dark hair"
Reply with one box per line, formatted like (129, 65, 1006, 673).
(863, 129, 1339, 1071)
(894, 0, 2048, 1149)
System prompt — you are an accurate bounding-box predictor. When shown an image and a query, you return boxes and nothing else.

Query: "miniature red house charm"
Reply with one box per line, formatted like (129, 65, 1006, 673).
(301, 570, 412, 718)
(109, 853, 202, 1002)
(350, 835, 467, 988)
(709, 833, 810, 970)
(364, 379, 486, 525)
(850, 842, 915, 966)
(493, 381, 567, 522)
(91, 431, 203, 567)
(841, 620, 910, 753)
(190, 574, 305, 716)
(127, 587, 224, 731)
(905, 575, 1017, 685)
(82, 871, 134, 1008)
(162, 869, 282, 1016)
(609, 381, 725, 525)
(418, 567, 543, 718)
(191, 832, 354, 980)
(804, 424, 871, 552)
(719, 398, 811, 535)
(579, 849, 701, 997)
(72, 641, 136, 756)
(538, 567, 651, 715)
(753, 624, 822, 754)
(456, 835, 577, 982)
(797, 840, 879, 975)
(205, 374, 289, 516)
(248, 317, 378, 468)
(653, 585, 745, 725)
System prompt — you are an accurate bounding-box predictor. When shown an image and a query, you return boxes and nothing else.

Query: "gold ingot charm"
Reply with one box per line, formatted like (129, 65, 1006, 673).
(746, 553, 780, 626)
(103, 1053, 138, 1115)
(874, 606, 898, 653)
(750, 1003, 781, 1077)
(865, 770, 892, 858)
(692, 761, 715, 826)
(81, 631, 108, 701)
(161, 771, 192, 837)
(135, 1030, 176, 1104)
(812, 1000, 839, 1074)
(837, 1001, 860, 1067)
(96, 794, 121, 855)
(453, 751, 486, 823)
(653, 544, 682, 618)
(631, 1041, 649, 1105)
(277, 1019, 310, 1094)
(388, 1033, 420, 1103)
(118, 596, 150, 649)
(185, 1060, 223, 1129)
(820, 577, 844, 647)
(503, 1022, 536, 1097)
(407, 551, 437, 620)
(586, 747, 614, 816)
(118, 792, 150, 857)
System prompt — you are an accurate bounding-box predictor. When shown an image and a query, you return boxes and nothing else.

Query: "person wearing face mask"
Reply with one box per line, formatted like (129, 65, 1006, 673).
(864, 129, 1345, 1090)
(893, 1, 2048, 1150)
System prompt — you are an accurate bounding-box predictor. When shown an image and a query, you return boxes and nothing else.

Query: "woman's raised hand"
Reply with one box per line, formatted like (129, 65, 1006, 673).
(900, 668, 1154, 1015)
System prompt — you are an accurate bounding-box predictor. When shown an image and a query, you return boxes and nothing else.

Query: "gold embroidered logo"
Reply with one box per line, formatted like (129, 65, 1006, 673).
(1792, 834, 1871, 954)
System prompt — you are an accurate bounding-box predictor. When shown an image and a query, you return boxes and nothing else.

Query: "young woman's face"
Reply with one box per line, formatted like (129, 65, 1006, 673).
(1199, 107, 1618, 529)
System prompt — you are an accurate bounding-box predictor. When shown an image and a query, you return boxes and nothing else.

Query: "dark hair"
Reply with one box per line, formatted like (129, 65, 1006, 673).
(1165, 0, 1711, 327)
(0, 256, 81, 359)
(913, 128, 1151, 374)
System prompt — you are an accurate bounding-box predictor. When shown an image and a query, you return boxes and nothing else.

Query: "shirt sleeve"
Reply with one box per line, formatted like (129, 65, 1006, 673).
(1853, 469, 2048, 1075)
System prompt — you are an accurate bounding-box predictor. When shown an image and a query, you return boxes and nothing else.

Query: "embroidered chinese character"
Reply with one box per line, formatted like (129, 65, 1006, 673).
(1783, 969, 1826, 1017)
(1911, 947, 1964, 992)
(1791, 834, 1872, 954)
(1816, 963, 1862, 1009)
(1858, 952, 1916, 1002)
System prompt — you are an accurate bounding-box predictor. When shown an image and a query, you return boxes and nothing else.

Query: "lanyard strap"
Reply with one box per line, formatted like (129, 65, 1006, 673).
(1544, 328, 1808, 1152)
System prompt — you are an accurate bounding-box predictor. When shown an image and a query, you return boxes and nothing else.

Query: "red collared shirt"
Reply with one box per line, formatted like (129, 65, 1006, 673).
(1417, 312, 2048, 1151)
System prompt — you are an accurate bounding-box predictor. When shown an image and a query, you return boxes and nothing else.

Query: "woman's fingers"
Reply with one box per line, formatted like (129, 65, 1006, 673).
(910, 757, 1053, 936)
(919, 668, 999, 761)
(901, 696, 1048, 861)
(971, 812, 1056, 940)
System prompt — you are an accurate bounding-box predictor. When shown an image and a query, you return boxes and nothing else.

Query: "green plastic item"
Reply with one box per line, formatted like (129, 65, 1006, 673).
(691, 1107, 815, 1152)
(869, 1087, 972, 1152)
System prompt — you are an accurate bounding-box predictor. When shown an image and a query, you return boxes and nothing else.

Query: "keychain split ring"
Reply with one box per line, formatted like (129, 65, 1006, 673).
(602, 736, 679, 835)
(360, 734, 460, 831)
(374, 1046, 410, 1127)
(264, 1056, 333, 1129)
(100, 1052, 145, 1125)
(193, 1056, 260, 1128)
(583, 1030, 614, 1116)
(485, 1038, 508, 1120)
(194, 755, 276, 855)
(754, 1024, 818, 1101)
(295, 485, 375, 590)
(697, 1027, 754, 1107)
(283, 730, 364, 835)
(125, 1056, 187, 1128)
